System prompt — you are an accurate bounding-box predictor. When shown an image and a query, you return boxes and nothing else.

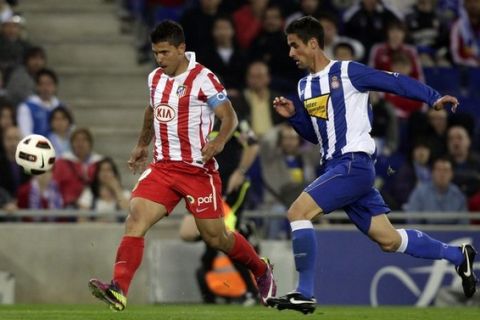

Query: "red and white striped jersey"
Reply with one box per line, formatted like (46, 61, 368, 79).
(148, 52, 226, 170)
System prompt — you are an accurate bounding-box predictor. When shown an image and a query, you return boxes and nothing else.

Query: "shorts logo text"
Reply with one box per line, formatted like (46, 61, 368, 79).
(197, 194, 213, 205)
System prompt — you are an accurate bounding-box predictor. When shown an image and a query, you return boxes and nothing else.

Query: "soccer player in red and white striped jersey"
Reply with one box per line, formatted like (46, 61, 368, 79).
(88, 20, 276, 311)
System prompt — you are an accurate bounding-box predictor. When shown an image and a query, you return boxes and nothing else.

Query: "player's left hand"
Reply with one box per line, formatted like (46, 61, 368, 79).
(201, 139, 225, 163)
(433, 95, 459, 113)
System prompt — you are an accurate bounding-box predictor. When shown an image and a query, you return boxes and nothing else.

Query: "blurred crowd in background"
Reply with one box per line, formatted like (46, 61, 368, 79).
(0, 0, 480, 234)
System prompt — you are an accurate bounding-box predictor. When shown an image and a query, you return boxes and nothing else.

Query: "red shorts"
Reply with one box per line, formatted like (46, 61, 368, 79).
(131, 161, 224, 219)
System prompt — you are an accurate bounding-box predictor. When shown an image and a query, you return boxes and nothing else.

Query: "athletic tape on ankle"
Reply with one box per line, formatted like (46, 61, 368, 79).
(396, 229, 408, 253)
(291, 220, 314, 232)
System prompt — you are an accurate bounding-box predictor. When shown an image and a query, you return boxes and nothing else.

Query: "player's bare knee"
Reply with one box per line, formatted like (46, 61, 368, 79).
(287, 208, 306, 221)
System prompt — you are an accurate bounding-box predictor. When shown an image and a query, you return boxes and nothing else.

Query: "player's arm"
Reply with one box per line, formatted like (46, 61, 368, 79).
(128, 106, 154, 174)
(202, 99, 238, 163)
(348, 62, 459, 112)
(273, 96, 319, 145)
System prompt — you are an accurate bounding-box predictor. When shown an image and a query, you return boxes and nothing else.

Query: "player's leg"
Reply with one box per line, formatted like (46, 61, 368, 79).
(228, 182, 260, 305)
(89, 164, 180, 310)
(89, 198, 168, 310)
(268, 153, 384, 313)
(194, 216, 276, 305)
(266, 191, 320, 314)
(368, 213, 477, 298)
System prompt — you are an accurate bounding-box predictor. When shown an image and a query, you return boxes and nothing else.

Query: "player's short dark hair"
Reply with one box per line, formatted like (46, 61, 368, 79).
(35, 68, 58, 85)
(150, 20, 185, 46)
(286, 16, 324, 49)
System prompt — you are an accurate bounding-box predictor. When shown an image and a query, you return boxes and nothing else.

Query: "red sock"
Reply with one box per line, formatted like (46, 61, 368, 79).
(113, 236, 144, 295)
(227, 232, 266, 278)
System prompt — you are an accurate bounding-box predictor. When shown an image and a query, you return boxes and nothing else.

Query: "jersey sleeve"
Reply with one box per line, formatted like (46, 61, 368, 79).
(287, 80, 319, 145)
(201, 71, 229, 109)
(347, 62, 442, 107)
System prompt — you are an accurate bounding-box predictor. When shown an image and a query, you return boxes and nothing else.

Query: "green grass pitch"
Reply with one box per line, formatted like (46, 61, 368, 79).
(0, 304, 478, 320)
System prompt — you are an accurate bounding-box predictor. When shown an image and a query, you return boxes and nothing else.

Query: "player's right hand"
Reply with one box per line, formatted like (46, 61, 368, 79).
(128, 145, 148, 175)
(273, 96, 296, 118)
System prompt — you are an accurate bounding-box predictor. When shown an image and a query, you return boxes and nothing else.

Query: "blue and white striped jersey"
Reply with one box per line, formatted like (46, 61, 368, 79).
(288, 60, 442, 162)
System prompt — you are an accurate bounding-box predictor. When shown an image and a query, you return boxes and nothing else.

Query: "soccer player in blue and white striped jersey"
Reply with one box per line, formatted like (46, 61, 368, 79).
(266, 16, 477, 314)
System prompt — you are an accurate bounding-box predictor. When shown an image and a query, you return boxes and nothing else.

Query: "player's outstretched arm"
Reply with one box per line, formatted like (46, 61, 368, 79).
(348, 62, 459, 112)
(202, 100, 238, 163)
(128, 106, 153, 174)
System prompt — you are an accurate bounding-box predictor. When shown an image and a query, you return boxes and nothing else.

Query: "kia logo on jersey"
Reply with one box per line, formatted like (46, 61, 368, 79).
(155, 104, 176, 123)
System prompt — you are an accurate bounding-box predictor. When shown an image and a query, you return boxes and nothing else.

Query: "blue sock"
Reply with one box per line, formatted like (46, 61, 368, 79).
(291, 220, 317, 298)
(398, 229, 463, 266)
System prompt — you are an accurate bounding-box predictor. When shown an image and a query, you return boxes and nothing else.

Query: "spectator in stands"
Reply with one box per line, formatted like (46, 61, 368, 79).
(249, 5, 300, 91)
(133, 0, 187, 64)
(333, 42, 354, 60)
(285, 0, 339, 28)
(260, 123, 319, 238)
(447, 125, 480, 198)
(260, 124, 319, 205)
(180, 0, 223, 54)
(0, 126, 30, 199)
(0, 14, 30, 76)
(198, 15, 247, 97)
(17, 170, 63, 212)
(369, 21, 424, 81)
(0, 69, 7, 99)
(405, 0, 450, 67)
(383, 140, 432, 210)
(6, 46, 47, 107)
(318, 13, 364, 61)
(77, 157, 130, 216)
(425, 108, 449, 161)
(343, 0, 402, 60)
(17, 68, 64, 137)
(47, 106, 74, 157)
(383, 51, 425, 119)
(233, 0, 269, 49)
(0, 100, 15, 135)
(0, 186, 17, 216)
(450, 0, 480, 67)
(369, 92, 398, 157)
(0, 0, 13, 24)
(233, 61, 284, 138)
(53, 128, 103, 208)
(405, 157, 467, 224)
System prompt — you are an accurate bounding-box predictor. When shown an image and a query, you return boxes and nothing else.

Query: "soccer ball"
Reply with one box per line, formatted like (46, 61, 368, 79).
(15, 134, 56, 175)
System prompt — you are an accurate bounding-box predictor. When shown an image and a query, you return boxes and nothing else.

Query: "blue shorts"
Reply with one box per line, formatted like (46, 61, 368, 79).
(305, 152, 390, 234)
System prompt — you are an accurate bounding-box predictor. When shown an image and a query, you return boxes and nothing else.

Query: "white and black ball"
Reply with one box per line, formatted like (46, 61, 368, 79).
(15, 134, 56, 175)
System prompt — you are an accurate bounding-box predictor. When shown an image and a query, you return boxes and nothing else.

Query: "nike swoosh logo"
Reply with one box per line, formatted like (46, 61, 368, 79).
(463, 246, 471, 277)
(40, 155, 45, 168)
(196, 207, 209, 213)
(289, 297, 315, 304)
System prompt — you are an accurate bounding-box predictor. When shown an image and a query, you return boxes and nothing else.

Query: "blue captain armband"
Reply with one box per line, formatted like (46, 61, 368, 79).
(207, 92, 229, 109)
